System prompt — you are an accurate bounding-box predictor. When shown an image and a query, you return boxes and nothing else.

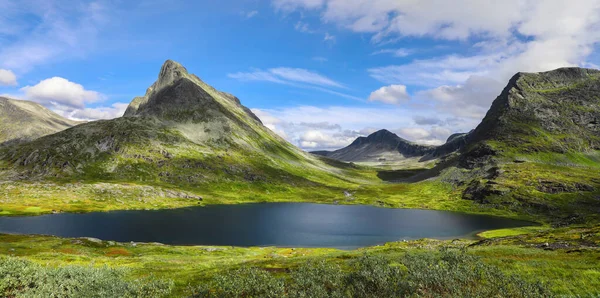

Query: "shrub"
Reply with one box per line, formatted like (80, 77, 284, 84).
(0, 256, 173, 297)
(193, 249, 550, 298)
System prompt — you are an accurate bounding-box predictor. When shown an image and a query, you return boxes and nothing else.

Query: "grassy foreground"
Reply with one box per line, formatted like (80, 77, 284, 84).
(0, 225, 598, 297)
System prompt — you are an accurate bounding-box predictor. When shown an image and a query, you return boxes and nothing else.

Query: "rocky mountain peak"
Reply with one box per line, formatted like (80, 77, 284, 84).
(154, 60, 189, 91)
(122, 59, 264, 131)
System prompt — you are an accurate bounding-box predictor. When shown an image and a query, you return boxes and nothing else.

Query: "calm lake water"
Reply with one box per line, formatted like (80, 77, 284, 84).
(0, 203, 534, 249)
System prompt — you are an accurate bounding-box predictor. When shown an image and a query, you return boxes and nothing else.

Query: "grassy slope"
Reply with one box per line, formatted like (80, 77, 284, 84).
(1, 225, 598, 297)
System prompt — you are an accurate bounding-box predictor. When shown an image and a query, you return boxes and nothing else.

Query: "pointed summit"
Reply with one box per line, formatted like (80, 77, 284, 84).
(123, 59, 262, 126)
(124, 60, 192, 116)
(155, 60, 189, 91)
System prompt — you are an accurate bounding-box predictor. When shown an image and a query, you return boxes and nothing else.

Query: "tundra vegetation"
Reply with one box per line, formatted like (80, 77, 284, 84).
(0, 63, 599, 296)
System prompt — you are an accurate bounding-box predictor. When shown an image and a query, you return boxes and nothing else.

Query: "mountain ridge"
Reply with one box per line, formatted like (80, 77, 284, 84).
(0, 97, 80, 146)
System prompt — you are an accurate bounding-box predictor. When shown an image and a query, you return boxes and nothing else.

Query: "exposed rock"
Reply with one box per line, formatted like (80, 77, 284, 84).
(462, 180, 510, 203)
(536, 180, 594, 194)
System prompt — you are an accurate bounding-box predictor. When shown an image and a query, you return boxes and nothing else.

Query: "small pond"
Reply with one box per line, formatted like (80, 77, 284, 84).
(0, 203, 535, 249)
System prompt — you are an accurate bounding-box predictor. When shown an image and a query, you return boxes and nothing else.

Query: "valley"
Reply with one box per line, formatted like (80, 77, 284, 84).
(0, 61, 599, 297)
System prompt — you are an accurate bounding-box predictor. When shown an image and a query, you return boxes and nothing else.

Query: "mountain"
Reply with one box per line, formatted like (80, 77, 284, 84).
(0, 97, 79, 146)
(445, 67, 600, 223)
(463, 67, 600, 162)
(0, 60, 359, 195)
(312, 129, 434, 163)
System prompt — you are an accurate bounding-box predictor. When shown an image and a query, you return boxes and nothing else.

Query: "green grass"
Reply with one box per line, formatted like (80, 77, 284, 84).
(0, 225, 598, 297)
(477, 226, 549, 238)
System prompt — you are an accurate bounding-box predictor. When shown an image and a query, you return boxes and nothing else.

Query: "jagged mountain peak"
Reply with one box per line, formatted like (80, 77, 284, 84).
(153, 60, 189, 92)
(122, 60, 262, 128)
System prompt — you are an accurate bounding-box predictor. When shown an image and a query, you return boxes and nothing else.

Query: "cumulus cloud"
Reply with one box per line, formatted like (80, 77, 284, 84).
(66, 102, 129, 120)
(274, 0, 600, 127)
(252, 106, 461, 150)
(0, 69, 17, 86)
(368, 84, 410, 104)
(394, 126, 452, 146)
(416, 75, 505, 120)
(20, 77, 101, 108)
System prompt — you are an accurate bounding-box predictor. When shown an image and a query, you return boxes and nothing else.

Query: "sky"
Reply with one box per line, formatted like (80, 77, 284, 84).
(1, 0, 600, 151)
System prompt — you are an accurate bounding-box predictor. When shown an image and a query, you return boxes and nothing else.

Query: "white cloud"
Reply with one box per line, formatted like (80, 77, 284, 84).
(394, 126, 451, 146)
(20, 77, 102, 109)
(270, 67, 344, 88)
(229, 67, 343, 88)
(368, 84, 410, 104)
(368, 53, 508, 87)
(324, 32, 336, 42)
(299, 130, 356, 149)
(272, 0, 600, 128)
(416, 75, 504, 120)
(272, 0, 324, 12)
(66, 102, 129, 120)
(371, 48, 412, 57)
(246, 10, 259, 19)
(229, 67, 363, 101)
(252, 106, 462, 150)
(0, 69, 17, 86)
(295, 21, 314, 33)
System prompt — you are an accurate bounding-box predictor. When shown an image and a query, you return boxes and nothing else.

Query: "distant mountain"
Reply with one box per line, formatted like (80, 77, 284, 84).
(0, 60, 351, 187)
(0, 97, 79, 146)
(312, 129, 434, 162)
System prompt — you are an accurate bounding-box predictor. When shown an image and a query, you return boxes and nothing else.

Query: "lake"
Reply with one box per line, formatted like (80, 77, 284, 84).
(0, 203, 535, 249)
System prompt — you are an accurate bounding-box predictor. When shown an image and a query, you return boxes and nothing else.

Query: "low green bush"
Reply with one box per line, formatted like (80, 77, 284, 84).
(0, 256, 172, 297)
(193, 249, 549, 298)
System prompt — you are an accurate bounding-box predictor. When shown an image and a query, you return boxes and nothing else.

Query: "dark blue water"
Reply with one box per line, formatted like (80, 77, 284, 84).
(0, 203, 534, 249)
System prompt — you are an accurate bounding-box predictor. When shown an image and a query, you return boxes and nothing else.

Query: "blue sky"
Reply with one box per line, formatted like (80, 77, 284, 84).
(1, 0, 600, 150)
